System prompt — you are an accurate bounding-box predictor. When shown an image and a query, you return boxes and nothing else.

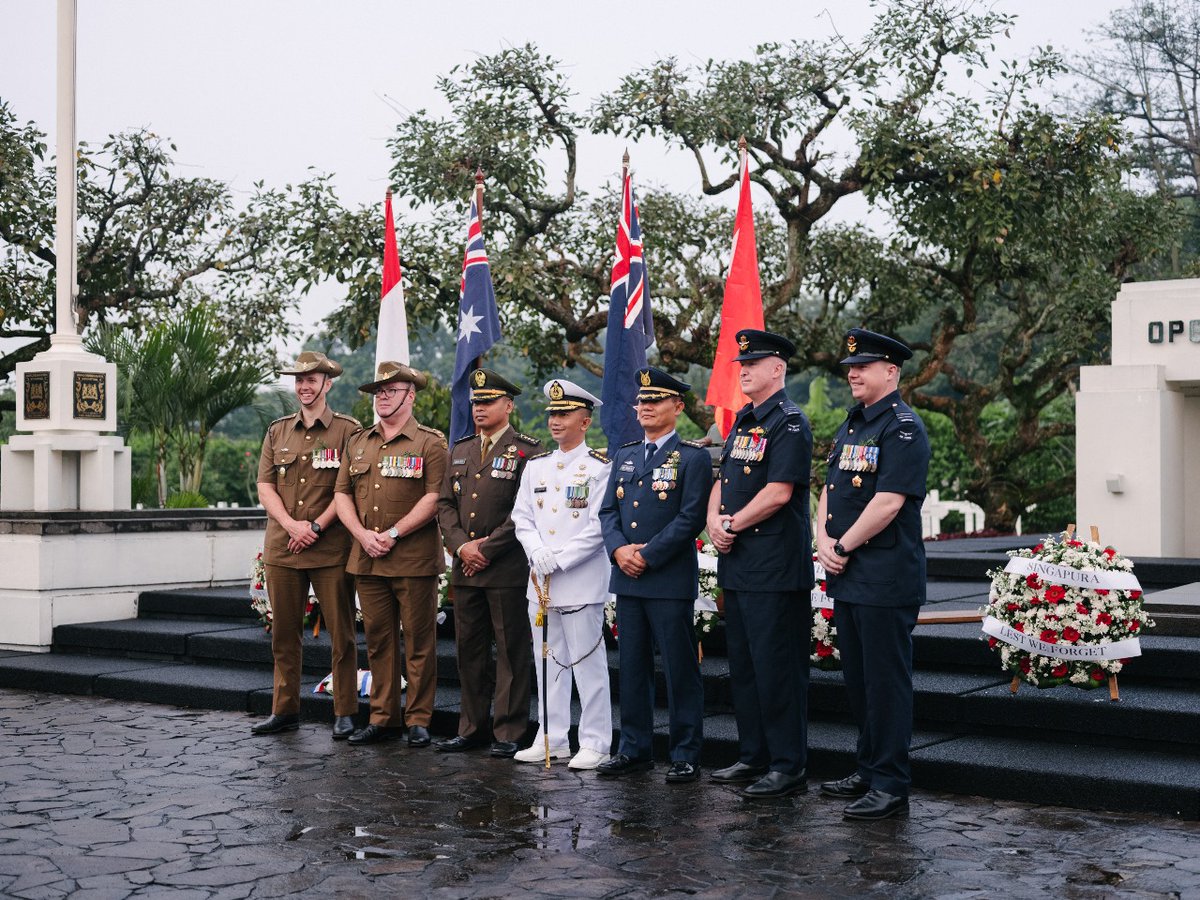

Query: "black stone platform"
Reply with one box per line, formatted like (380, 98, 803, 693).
(4, 536, 1200, 819)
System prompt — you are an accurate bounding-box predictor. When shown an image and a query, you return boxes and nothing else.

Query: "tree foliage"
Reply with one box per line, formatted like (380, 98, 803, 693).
(0, 98, 298, 408)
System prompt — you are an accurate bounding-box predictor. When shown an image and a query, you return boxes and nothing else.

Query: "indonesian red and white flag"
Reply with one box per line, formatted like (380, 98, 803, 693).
(705, 147, 765, 438)
(375, 191, 410, 368)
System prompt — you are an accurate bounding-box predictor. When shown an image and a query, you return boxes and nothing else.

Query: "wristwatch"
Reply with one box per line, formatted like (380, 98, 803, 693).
(388, 527, 399, 540)
(833, 541, 850, 558)
(310, 521, 322, 535)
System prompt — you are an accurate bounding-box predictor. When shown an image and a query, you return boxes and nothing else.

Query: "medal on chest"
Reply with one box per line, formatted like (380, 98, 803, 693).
(381, 454, 424, 478)
(311, 446, 341, 469)
(491, 454, 518, 479)
(565, 475, 591, 509)
(652, 450, 681, 494)
(838, 444, 879, 473)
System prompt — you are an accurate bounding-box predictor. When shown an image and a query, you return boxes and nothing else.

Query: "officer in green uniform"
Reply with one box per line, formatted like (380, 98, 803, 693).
(252, 351, 362, 738)
(816, 328, 930, 820)
(435, 369, 541, 757)
(333, 362, 448, 747)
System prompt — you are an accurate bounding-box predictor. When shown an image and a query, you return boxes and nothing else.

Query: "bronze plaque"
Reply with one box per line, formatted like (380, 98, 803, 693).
(24, 371, 50, 419)
(73, 372, 106, 420)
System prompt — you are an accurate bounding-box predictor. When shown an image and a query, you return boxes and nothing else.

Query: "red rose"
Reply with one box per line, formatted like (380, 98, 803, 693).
(1025, 574, 1042, 589)
(1044, 585, 1066, 603)
(1062, 626, 1080, 643)
(1019, 657, 1032, 673)
(1096, 612, 1113, 626)
(1006, 603, 1020, 612)
(987, 637, 999, 648)
(1130, 590, 1142, 600)
(1104, 547, 1116, 559)
(820, 580, 827, 592)
(1076, 603, 1090, 614)
(1128, 621, 1140, 632)
(1090, 668, 1105, 681)
(816, 642, 834, 657)
(1033, 543, 1044, 553)
(820, 607, 834, 620)
(1051, 664, 1068, 677)
(1068, 540, 1083, 547)
(1013, 622, 1025, 633)
(1028, 593, 1040, 606)
(696, 538, 704, 551)
(1039, 629, 1058, 644)
(1095, 589, 1109, 596)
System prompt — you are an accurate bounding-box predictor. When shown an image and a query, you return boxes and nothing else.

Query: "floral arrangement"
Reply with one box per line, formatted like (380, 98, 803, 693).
(248, 548, 364, 633)
(982, 535, 1153, 689)
(810, 555, 840, 669)
(695, 537, 720, 641)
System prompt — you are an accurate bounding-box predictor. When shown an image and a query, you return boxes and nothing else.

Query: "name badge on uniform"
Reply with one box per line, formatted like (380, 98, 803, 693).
(381, 455, 424, 478)
(311, 447, 341, 469)
(838, 444, 879, 473)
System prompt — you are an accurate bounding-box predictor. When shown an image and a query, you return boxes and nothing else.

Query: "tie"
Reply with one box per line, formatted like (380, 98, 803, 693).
(480, 434, 491, 463)
(645, 442, 656, 465)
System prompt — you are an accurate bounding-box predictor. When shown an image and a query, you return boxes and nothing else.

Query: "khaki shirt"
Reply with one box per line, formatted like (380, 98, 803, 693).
(335, 416, 448, 577)
(437, 424, 541, 587)
(257, 407, 362, 568)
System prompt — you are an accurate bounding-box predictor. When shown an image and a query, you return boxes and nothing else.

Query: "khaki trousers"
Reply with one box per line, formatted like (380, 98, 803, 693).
(355, 575, 438, 727)
(264, 563, 359, 716)
(452, 584, 532, 743)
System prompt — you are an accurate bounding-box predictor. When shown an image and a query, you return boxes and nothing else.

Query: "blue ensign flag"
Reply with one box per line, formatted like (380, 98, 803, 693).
(450, 196, 501, 443)
(601, 170, 655, 451)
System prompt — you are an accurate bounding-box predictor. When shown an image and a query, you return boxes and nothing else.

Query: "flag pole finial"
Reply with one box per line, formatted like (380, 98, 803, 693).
(622, 147, 630, 167)
(738, 135, 747, 153)
(474, 166, 485, 223)
(386, 188, 392, 200)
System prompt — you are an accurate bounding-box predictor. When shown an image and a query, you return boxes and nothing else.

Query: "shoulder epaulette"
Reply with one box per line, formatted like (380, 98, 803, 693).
(528, 449, 553, 461)
(514, 431, 540, 445)
(621, 439, 642, 448)
(333, 412, 362, 426)
(781, 401, 804, 416)
(453, 434, 477, 446)
(680, 439, 707, 449)
(268, 413, 296, 428)
(588, 449, 610, 464)
(418, 424, 446, 438)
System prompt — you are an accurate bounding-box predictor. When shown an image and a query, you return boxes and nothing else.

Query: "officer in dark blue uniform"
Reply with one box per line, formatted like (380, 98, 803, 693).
(816, 328, 930, 820)
(706, 329, 813, 798)
(597, 367, 711, 783)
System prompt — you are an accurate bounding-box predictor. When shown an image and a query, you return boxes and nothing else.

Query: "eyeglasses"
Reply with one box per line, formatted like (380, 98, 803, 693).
(376, 387, 409, 399)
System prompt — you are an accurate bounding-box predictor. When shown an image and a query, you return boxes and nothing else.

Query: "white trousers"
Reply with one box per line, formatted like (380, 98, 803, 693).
(526, 600, 612, 753)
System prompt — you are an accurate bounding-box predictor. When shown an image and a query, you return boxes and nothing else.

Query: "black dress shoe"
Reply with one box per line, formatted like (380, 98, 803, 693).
(434, 735, 486, 753)
(406, 725, 431, 747)
(665, 761, 700, 783)
(250, 714, 299, 735)
(347, 723, 402, 745)
(595, 754, 654, 778)
(710, 761, 769, 784)
(843, 790, 909, 820)
(742, 771, 807, 798)
(331, 716, 355, 740)
(490, 741, 519, 758)
(820, 772, 870, 799)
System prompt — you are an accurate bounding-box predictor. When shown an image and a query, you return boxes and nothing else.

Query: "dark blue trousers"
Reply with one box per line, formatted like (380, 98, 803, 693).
(724, 589, 809, 775)
(833, 602, 920, 796)
(614, 595, 703, 763)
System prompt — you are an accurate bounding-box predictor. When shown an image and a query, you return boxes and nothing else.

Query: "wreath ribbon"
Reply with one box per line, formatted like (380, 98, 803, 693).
(982, 615, 1142, 660)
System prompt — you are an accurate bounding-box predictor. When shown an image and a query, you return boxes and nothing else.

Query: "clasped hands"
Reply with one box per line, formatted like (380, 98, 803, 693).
(459, 537, 491, 577)
(286, 518, 318, 554)
(613, 543, 648, 578)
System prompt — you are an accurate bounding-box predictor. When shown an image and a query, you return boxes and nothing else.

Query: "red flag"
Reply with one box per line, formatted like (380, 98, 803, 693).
(705, 147, 764, 437)
(375, 191, 409, 370)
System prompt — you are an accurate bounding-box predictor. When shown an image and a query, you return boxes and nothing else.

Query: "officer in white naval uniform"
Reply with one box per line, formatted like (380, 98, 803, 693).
(511, 379, 614, 770)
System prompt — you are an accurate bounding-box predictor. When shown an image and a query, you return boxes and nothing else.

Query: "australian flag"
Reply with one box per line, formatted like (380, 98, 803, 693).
(450, 196, 501, 443)
(600, 170, 655, 451)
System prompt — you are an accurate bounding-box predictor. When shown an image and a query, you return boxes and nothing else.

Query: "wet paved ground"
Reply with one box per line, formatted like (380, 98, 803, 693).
(3, 689, 1200, 899)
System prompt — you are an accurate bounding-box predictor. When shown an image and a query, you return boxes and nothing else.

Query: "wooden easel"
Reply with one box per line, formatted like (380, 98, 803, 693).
(1010, 524, 1121, 702)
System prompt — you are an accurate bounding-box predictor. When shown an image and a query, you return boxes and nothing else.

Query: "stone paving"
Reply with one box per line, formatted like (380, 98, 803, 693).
(3, 689, 1200, 899)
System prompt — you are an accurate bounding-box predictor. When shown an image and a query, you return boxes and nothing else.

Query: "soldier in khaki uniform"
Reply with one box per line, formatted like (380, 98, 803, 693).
(435, 369, 541, 758)
(333, 362, 448, 746)
(252, 351, 362, 739)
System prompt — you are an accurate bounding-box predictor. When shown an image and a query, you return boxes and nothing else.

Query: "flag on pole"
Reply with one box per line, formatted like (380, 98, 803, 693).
(600, 166, 655, 451)
(705, 145, 764, 438)
(449, 195, 501, 444)
(375, 191, 410, 369)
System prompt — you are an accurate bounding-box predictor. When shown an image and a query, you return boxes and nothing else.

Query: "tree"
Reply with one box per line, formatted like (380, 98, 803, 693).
(291, 2, 1177, 529)
(88, 307, 273, 505)
(0, 98, 298, 413)
(1073, 0, 1200, 274)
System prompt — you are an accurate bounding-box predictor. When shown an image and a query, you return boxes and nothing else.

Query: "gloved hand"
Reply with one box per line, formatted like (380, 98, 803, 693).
(530, 547, 558, 577)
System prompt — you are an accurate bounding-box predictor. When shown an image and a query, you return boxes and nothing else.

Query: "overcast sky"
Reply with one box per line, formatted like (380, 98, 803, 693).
(1, 0, 1127, 355)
